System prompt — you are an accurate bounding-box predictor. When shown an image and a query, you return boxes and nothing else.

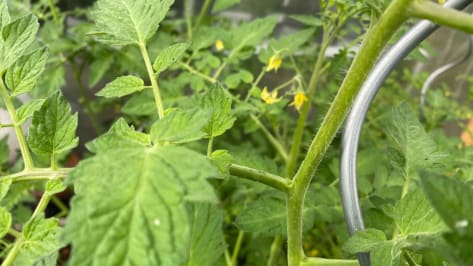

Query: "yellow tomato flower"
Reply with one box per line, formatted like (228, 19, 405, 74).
(438, 0, 445, 4)
(290, 91, 308, 111)
(215, 39, 224, 51)
(260, 87, 281, 104)
(266, 54, 282, 72)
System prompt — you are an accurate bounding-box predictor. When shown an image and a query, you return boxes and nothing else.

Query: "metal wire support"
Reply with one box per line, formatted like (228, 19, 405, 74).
(420, 35, 473, 106)
(339, 1, 472, 265)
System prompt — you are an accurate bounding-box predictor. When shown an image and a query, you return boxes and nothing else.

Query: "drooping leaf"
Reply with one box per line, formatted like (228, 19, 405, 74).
(392, 190, 446, 236)
(150, 108, 212, 144)
(13, 216, 61, 266)
(63, 145, 218, 266)
(187, 203, 226, 266)
(88, 49, 114, 87)
(91, 0, 174, 45)
(197, 84, 236, 137)
(289, 15, 323, 27)
(0, 207, 11, 238)
(122, 90, 156, 116)
(34, 64, 65, 98)
(420, 171, 473, 230)
(28, 91, 78, 156)
(153, 42, 189, 73)
(5, 47, 49, 96)
(16, 99, 45, 124)
(0, 14, 39, 70)
(0, 176, 12, 200)
(86, 118, 150, 153)
(96, 75, 145, 98)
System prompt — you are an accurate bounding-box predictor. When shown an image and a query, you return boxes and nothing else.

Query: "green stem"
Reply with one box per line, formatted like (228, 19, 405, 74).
(229, 164, 289, 192)
(2, 191, 52, 266)
(231, 231, 244, 265)
(286, 1, 412, 265)
(47, 0, 60, 25)
(195, 0, 212, 29)
(250, 115, 289, 161)
(184, 0, 193, 40)
(207, 136, 214, 157)
(139, 43, 165, 119)
(300, 257, 359, 266)
(9, 168, 71, 183)
(51, 195, 69, 217)
(409, 0, 473, 34)
(267, 235, 283, 266)
(179, 62, 217, 83)
(0, 79, 33, 170)
(244, 67, 266, 102)
(213, 44, 244, 80)
(224, 249, 232, 266)
(7, 228, 21, 239)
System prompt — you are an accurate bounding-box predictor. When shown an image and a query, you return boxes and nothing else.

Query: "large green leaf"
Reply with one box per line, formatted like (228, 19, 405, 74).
(153, 42, 189, 73)
(197, 84, 236, 137)
(150, 108, 212, 145)
(392, 190, 446, 236)
(420, 172, 473, 229)
(187, 203, 226, 266)
(96, 75, 145, 98)
(27, 91, 78, 156)
(86, 118, 150, 153)
(13, 216, 61, 266)
(0, 14, 39, 71)
(63, 145, 218, 266)
(91, 0, 174, 45)
(343, 228, 386, 253)
(5, 47, 49, 96)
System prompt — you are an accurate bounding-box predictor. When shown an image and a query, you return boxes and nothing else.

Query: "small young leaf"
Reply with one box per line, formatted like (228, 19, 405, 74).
(5, 47, 49, 96)
(96, 75, 145, 98)
(14, 216, 61, 265)
(91, 0, 173, 45)
(0, 176, 12, 200)
(150, 108, 212, 144)
(198, 84, 236, 137)
(153, 42, 189, 73)
(16, 99, 45, 124)
(393, 190, 446, 236)
(86, 118, 150, 153)
(209, 150, 233, 178)
(45, 180, 66, 196)
(0, 0, 10, 29)
(0, 14, 39, 70)
(0, 207, 11, 238)
(28, 91, 78, 156)
(187, 203, 226, 266)
(63, 146, 218, 266)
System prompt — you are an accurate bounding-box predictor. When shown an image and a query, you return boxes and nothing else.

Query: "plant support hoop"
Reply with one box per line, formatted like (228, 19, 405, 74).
(339, 1, 472, 265)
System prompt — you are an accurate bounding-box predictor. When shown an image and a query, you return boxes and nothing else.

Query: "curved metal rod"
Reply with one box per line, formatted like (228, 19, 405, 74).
(420, 35, 473, 106)
(339, 1, 471, 265)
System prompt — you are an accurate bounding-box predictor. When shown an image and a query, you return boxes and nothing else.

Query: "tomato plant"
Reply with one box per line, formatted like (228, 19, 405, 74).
(0, 0, 472, 265)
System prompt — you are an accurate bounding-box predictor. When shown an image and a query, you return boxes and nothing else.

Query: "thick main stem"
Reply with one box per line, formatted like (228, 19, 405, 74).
(139, 43, 165, 119)
(286, 0, 412, 265)
(0, 80, 33, 170)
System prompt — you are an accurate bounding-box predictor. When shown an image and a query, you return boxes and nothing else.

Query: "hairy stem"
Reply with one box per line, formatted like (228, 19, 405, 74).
(300, 257, 359, 266)
(0, 79, 33, 170)
(286, 0, 412, 265)
(9, 168, 71, 183)
(409, 0, 473, 34)
(139, 43, 165, 118)
(229, 164, 289, 192)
